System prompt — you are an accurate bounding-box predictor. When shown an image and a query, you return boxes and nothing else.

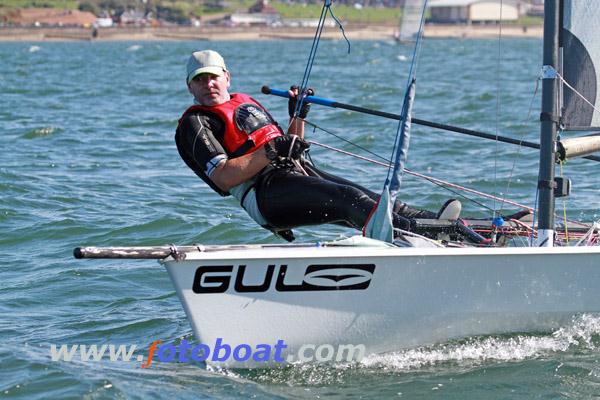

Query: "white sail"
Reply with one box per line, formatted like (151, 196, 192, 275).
(398, 0, 427, 42)
(561, 0, 600, 129)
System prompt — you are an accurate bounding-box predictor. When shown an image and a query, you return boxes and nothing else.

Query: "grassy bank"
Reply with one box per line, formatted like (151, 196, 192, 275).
(271, 3, 401, 24)
(1, 0, 402, 24)
(1, 1, 541, 26)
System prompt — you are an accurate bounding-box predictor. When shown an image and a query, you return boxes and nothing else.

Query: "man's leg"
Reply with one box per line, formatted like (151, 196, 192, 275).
(302, 162, 437, 219)
(256, 169, 412, 231)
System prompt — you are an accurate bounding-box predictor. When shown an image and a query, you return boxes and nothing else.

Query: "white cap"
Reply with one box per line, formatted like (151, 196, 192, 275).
(186, 50, 227, 83)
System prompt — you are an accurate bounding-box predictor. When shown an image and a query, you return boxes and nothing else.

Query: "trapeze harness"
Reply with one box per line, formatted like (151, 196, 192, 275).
(177, 93, 283, 228)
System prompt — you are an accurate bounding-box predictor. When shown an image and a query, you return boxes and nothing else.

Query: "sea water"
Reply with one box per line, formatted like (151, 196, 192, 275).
(1, 38, 599, 399)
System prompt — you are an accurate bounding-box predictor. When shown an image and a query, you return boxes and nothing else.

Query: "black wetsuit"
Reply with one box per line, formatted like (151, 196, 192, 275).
(175, 109, 435, 235)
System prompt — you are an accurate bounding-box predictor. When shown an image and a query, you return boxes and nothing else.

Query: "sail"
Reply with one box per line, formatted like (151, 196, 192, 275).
(561, 0, 600, 130)
(363, 187, 395, 243)
(397, 0, 427, 43)
(364, 79, 416, 242)
(389, 79, 416, 202)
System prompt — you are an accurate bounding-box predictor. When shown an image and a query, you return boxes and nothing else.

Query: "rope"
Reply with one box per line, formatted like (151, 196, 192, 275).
(305, 120, 498, 209)
(492, 0, 504, 219)
(292, 0, 351, 121)
(527, 77, 541, 121)
(327, 6, 350, 54)
(500, 77, 541, 218)
(305, 134, 589, 234)
(304, 119, 389, 163)
(297, 3, 327, 94)
(288, 1, 592, 246)
(309, 139, 533, 213)
(304, 99, 589, 238)
(574, 220, 600, 246)
(559, 159, 569, 243)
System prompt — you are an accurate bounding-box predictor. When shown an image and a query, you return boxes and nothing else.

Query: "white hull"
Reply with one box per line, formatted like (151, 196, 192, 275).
(162, 240, 600, 367)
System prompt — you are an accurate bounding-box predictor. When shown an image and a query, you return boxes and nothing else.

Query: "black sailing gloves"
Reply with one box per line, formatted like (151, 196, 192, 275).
(288, 86, 314, 119)
(267, 86, 312, 164)
(264, 135, 310, 161)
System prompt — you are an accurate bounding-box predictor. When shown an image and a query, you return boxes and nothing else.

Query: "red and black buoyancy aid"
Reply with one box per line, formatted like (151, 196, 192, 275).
(179, 93, 283, 157)
(176, 93, 284, 196)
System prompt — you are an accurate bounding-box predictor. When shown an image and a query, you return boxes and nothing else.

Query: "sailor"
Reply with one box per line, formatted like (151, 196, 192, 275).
(175, 49, 460, 241)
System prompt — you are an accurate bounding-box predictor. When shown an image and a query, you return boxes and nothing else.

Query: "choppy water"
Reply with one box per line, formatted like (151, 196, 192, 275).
(1, 38, 599, 399)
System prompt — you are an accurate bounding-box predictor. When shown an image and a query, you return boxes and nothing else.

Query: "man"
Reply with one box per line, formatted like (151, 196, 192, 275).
(175, 50, 460, 241)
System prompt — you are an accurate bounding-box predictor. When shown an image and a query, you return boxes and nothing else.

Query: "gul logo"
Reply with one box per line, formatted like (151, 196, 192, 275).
(192, 264, 376, 294)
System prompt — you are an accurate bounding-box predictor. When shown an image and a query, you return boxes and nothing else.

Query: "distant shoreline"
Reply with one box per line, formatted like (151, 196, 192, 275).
(0, 24, 542, 42)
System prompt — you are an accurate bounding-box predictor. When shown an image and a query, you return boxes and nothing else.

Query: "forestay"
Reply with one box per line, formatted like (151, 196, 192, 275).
(364, 1, 427, 242)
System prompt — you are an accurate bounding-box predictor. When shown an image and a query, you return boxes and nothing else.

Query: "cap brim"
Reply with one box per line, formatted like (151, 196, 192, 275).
(187, 67, 225, 83)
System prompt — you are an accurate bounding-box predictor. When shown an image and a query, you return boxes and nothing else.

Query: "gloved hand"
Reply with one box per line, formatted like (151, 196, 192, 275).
(264, 135, 310, 161)
(288, 85, 314, 119)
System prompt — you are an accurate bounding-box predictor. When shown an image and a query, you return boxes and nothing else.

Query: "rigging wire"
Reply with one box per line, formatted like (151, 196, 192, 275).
(557, 70, 600, 119)
(305, 118, 588, 228)
(284, 0, 351, 176)
(282, 2, 594, 243)
(382, 0, 428, 187)
(524, 58, 600, 244)
(307, 136, 528, 214)
(296, 3, 327, 94)
(297, 88, 595, 241)
(290, 0, 350, 125)
(501, 76, 542, 224)
(304, 120, 390, 163)
(492, 1, 548, 232)
(304, 119, 497, 209)
(492, 0, 504, 219)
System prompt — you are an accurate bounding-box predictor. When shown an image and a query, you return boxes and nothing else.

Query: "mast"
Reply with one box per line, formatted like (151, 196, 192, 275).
(536, 0, 560, 247)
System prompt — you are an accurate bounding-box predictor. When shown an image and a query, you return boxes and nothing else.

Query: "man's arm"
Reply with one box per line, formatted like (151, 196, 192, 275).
(177, 113, 272, 193)
(211, 134, 310, 191)
(177, 112, 307, 193)
(209, 147, 270, 192)
(286, 86, 313, 139)
(287, 117, 304, 138)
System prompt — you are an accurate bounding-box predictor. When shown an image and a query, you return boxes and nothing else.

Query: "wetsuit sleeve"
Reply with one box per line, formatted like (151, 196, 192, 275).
(176, 113, 227, 178)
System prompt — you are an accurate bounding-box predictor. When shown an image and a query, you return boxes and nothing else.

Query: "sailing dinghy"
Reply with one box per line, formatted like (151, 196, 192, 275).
(74, 0, 600, 367)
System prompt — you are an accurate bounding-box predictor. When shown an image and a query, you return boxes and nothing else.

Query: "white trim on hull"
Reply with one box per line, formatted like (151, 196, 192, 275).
(162, 242, 600, 367)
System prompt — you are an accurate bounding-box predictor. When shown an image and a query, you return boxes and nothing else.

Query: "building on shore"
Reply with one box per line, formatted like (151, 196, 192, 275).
(428, 0, 524, 24)
(229, 0, 281, 26)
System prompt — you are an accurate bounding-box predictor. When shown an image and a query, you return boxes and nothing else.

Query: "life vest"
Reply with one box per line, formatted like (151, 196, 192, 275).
(176, 93, 283, 197)
(178, 93, 283, 158)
